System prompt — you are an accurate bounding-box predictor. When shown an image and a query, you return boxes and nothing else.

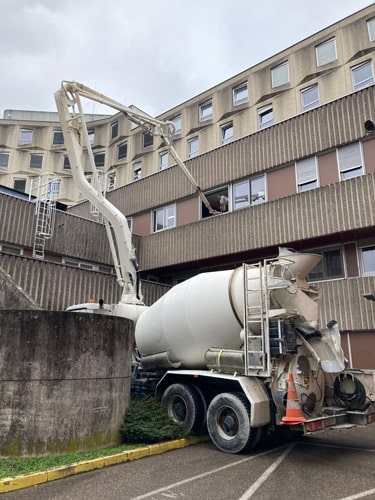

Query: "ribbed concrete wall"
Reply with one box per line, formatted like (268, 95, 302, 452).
(138, 174, 375, 270)
(0, 311, 133, 457)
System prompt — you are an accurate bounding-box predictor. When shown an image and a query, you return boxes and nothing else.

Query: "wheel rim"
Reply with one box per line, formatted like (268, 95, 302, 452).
(217, 407, 239, 438)
(170, 396, 187, 424)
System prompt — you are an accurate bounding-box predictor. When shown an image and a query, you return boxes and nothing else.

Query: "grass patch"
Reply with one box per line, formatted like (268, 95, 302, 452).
(0, 395, 190, 480)
(0, 443, 145, 479)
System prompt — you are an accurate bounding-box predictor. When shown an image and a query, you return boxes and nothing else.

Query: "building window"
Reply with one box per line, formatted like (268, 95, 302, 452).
(117, 142, 127, 160)
(258, 105, 273, 129)
(13, 178, 26, 192)
(111, 121, 119, 139)
(361, 245, 375, 275)
(188, 137, 199, 158)
(143, 131, 153, 148)
(170, 115, 182, 135)
(133, 162, 141, 180)
(29, 154, 43, 169)
(19, 129, 33, 145)
(367, 18, 375, 41)
(301, 84, 319, 111)
(296, 156, 318, 192)
(159, 151, 169, 170)
(0, 152, 9, 168)
(52, 131, 63, 146)
(271, 61, 289, 87)
(47, 179, 61, 196)
(199, 100, 213, 122)
(337, 142, 363, 180)
(63, 155, 71, 170)
(0, 243, 23, 256)
(201, 186, 229, 218)
(221, 122, 233, 145)
(308, 246, 344, 282)
(153, 204, 176, 232)
(233, 82, 248, 106)
(352, 60, 374, 91)
(233, 176, 265, 210)
(87, 129, 95, 144)
(107, 172, 116, 191)
(316, 38, 337, 66)
(94, 152, 105, 168)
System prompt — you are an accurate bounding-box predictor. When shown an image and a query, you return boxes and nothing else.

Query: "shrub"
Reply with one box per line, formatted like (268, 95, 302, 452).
(121, 396, 189, 444)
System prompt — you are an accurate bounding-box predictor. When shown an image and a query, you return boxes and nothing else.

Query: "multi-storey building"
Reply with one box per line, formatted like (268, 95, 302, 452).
(0, 5, 375, 368)
(1, 5, 375, 204)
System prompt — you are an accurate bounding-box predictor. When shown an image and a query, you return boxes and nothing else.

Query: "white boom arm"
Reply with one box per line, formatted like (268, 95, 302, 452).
(55, 81, 217, 307)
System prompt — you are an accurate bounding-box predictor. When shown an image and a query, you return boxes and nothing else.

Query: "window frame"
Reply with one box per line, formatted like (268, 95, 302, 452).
(301, 84, 320, 112)
(63, 155, 71, 170)
(19, 129, 33, 145)
(142, 131, 154, 148)
(153, 204, 176, 232)
(201, 186, 229, 218)
(107, 172, 116, 191)
(170, 115, 182, 135)
(0, 152, 10, 169)
(367, 17, 375, 42)
(271, 61, 289, 88)
(232, 175, 266, 210)
(307, 245, 345, 282)
(53, 130, 64, 146)
(187, 137, 199, 158)
(221, 122, 234, 145)
(296, 156, 319, 192)
(315, 37, 337, 67)
(117, 141, 128, 160)
(233, 82, 248, 106)
(47, 179, 61, 196)
(29, 153, 43, 169)
(258, 105, 273, 129)
(94, 152, 105, 168)
(133, 162, 142, 180)
(159, 150, 169, 170)
(337, 142, 364, 180)
(13, 178, 26, 192)
(199, 99, 213, 122)
(360, 245, 375, 276)
(351, 60, 375, 91)
(111, 121, 119, 140)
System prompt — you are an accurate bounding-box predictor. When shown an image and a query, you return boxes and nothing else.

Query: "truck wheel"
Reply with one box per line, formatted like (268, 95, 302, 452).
(207, 392, 262, 454)
(161, 383, 207, 433)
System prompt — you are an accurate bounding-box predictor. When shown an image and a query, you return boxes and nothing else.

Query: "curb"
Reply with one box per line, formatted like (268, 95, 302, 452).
(0, 436, 209, 494)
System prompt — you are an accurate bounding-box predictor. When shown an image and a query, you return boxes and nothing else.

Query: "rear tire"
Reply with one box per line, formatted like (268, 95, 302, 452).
(207, 392, 262, 453)
(161, 383, 207, 433)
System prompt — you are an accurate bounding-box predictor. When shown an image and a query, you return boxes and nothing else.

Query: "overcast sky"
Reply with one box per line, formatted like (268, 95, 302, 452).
(1, 0, 374, 117)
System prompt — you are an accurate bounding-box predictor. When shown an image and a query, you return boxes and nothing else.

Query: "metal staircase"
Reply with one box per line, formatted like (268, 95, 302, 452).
(30, 174, 58, 260)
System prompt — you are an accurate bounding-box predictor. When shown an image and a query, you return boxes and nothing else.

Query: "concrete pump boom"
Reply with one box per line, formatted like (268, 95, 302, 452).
(55, 81, 218, 307)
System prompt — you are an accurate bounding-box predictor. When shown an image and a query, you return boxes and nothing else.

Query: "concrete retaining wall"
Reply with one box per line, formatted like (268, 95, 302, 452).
(0, 310, 134, 457)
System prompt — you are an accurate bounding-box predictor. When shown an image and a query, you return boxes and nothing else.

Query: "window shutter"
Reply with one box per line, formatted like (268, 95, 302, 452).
(271, 62, 289, 87)
(368, 18, 375, 41)
(338, 143, 361, 171)
(296, 157, 316, 184)
(316, 38, 336, 66)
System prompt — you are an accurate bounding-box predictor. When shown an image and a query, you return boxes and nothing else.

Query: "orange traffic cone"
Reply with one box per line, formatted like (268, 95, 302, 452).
(281, 373, 306, 425)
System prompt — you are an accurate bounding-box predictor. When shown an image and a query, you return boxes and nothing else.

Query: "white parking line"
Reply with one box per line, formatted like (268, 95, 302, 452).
(129, 445, 290, 500)
(338, 488, 375, 500)
(237, 444, 296, 500)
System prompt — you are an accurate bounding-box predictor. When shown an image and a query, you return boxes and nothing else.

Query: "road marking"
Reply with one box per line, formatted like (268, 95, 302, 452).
(299, 441, 375, 453)
(129, 445, 290, 500)
(338, 488, 375, 500)
(237, 444, 296, 500)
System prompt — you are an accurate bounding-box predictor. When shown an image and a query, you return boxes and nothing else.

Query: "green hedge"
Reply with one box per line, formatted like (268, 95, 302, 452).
(121, 396, 189, 444)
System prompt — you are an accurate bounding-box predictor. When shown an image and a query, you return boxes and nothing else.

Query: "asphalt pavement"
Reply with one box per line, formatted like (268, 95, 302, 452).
(1, 426, 375, 500)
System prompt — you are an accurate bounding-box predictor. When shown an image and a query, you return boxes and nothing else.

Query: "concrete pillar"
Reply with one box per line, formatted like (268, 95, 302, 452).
(0, 310, 134, 457)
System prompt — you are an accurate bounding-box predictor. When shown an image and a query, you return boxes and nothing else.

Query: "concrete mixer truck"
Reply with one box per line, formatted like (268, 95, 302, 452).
(55, 82, 375, 454)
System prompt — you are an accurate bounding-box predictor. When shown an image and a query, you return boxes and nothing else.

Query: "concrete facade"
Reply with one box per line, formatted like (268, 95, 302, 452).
(0, 311, 134, 457)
